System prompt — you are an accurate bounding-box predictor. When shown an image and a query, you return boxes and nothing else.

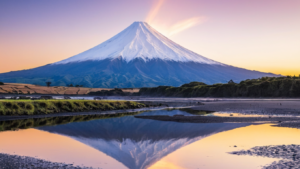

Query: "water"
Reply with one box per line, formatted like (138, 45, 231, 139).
(1, 109, 300, 169)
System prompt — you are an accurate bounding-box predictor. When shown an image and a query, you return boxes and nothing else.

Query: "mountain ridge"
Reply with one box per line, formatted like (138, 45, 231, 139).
(0, 22, 280, 87)
(54, 21, 221, 65)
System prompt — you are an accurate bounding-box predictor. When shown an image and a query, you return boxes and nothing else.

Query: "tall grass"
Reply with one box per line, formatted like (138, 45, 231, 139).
(0, 100, 144, 116)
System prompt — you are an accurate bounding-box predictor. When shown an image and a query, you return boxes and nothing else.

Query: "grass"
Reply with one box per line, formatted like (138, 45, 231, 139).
(0, 100, 145, 116)
(0, 111, 142, 132)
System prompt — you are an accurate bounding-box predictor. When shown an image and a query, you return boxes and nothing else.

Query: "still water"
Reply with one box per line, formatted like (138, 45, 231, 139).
(1, 109, 300, 169)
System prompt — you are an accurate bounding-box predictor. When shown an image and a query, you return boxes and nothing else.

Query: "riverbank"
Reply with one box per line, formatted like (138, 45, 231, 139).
(191, 100, 300, 115)
(230, 145, 300, 169)
(0, 100, 145, 116)
(135, 100, 300, 128)
(0, 153, 91, 169)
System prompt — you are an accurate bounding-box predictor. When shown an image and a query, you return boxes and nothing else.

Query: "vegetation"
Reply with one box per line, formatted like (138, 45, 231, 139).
(180, 81, 207, 87)
(45, 81, 51, 87)
(179, 108, 215, 115)
(0, 100, 145, 116)
(139, 76, 300, 97)
(67, 84, 83, 87)
(89, 88, 127, 96)
(0, 111, 142, 132)
(0, 82, 4, 85)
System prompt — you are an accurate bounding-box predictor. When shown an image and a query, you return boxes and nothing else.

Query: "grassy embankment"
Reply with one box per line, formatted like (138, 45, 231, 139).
(139, 76, 300, 97)
(0, 100, 145, 116)
(0, 111, 142, 132)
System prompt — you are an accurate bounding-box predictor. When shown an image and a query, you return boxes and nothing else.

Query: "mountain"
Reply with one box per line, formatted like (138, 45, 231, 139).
(39, 111, 250, 169)
(0, 22, 280, 88)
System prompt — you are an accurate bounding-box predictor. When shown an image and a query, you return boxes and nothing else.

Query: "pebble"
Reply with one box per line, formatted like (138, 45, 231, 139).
(0, 153, 92, 169)
(230, 144, 300, 169)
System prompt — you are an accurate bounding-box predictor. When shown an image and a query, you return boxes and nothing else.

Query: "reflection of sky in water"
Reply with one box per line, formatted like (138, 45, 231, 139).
(0, 109, 300, 169)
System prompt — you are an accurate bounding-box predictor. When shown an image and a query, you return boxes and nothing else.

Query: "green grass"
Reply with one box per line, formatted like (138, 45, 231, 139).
(0, 111, 142, 132)
(0, 100, 145, 116)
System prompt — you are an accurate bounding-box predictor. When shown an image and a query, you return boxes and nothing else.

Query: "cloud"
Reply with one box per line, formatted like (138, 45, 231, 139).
(145, 0, 207, 36)
(168, 16, 208, 36)
(145, 0, 165, 24)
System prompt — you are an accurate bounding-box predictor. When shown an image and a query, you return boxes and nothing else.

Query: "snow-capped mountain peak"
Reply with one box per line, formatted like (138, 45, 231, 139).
(54, 21, 221, 64)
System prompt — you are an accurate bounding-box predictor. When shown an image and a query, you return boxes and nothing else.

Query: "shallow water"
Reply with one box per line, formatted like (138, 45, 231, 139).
(206, 112, 269, 117)
(1, 109, 300, 169)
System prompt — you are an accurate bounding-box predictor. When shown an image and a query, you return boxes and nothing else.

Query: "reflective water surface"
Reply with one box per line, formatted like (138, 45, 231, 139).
(1, 109, 300, 169)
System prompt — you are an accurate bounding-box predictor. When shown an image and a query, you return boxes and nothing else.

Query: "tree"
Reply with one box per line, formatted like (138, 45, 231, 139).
(69, 84, 73, 87)
(228, 79, 235, 84)
(46, 81, 51, 87)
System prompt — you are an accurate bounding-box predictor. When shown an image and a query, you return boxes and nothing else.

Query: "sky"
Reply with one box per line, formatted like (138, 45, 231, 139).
(0, 0, 299, 75)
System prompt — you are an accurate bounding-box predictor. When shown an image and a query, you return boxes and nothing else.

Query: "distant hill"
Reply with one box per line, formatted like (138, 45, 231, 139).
(138, 76, 300, 97)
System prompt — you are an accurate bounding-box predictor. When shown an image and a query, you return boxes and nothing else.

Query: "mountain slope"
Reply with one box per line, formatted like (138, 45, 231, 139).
(0, 22, 280, 88)
(54, 22, 220, 64)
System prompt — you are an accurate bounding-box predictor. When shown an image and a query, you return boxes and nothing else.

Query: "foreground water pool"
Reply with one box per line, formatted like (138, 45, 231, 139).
(1, 109, 300, 169)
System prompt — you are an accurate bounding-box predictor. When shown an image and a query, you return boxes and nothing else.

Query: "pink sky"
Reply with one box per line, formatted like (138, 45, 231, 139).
(0, 0, 299, 75)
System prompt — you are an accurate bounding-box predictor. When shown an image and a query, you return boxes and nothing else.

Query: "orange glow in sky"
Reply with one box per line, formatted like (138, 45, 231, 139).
(0, 0, 299, 75)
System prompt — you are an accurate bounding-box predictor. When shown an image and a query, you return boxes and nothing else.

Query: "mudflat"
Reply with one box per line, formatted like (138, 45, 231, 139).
(0, 153, 90, 169)
(192, 100, 300, 115)
(136, 100, 300, 129)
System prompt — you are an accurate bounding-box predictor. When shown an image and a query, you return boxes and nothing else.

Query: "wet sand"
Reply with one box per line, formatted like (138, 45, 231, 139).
(192, 100, 300, 115)
(0, 153, 90, 169)
(135, 115, 293, 124)
(136, 100, 300, 129)
(231, 145, 300, 169)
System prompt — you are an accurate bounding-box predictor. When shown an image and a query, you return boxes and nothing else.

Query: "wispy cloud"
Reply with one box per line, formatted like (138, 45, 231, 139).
(145, 0, 165, 24)
(168, 17, 208, 36)
(145, 0, 207, 36)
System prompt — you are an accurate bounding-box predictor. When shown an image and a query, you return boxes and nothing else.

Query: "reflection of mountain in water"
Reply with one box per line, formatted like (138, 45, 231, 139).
(39, 112, 249, 169)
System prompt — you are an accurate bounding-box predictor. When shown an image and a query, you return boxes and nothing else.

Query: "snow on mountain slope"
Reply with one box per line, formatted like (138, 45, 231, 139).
(54, 22, 221, 65)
